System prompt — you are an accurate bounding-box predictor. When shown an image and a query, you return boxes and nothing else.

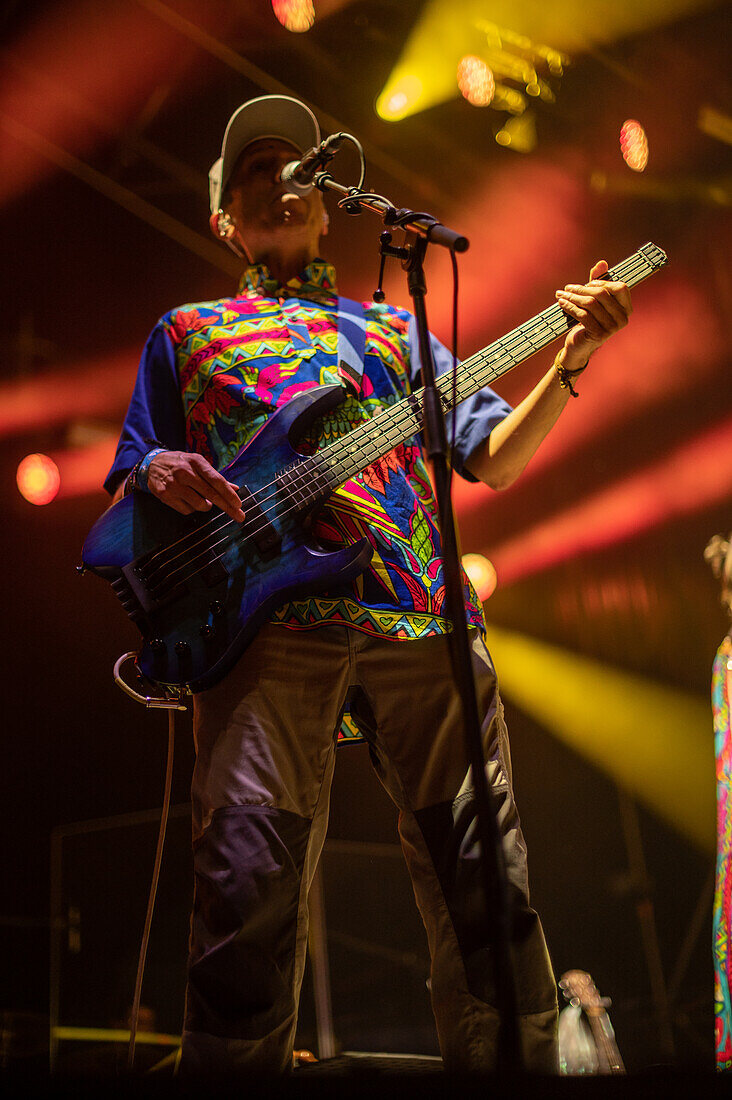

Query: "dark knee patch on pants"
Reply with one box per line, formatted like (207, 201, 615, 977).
(414, 796, 555, 1014)
(186, 804, 310, 1040)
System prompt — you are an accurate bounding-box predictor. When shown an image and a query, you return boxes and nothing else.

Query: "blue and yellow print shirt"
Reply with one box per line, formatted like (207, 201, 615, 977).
(105, 259, 511, 641)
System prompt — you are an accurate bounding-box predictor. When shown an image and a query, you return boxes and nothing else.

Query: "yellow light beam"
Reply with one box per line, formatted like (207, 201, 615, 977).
(483, 624, 715, 852)
(377, 0, 718, 121)
(699, 105, 732, 146)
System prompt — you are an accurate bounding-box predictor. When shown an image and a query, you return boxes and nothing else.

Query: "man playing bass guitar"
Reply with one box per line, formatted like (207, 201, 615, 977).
(103, 95, 633, 1076)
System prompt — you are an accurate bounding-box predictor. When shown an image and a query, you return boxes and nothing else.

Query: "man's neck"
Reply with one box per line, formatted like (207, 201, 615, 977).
(250, 244, 318, 287)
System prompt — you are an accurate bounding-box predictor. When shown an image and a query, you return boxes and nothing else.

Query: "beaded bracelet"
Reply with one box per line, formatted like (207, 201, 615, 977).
(554, 355, 588, 399)
(124, 447, 168, 495)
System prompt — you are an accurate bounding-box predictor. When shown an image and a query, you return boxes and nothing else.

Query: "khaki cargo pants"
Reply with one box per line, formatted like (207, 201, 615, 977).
(180, 624, 558, 1075)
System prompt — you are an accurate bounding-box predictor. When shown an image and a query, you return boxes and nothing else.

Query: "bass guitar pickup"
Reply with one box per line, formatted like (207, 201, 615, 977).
(118, 533, 229, 619)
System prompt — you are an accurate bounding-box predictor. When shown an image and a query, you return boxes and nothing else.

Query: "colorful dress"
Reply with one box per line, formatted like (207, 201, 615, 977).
(714, 633, 732, 1070)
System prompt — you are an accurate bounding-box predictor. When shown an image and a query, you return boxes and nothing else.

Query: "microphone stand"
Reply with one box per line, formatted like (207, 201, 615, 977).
(313, 171, 522, 1073)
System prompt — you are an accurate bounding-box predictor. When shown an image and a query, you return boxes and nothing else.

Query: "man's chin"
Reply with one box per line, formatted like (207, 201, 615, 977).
(264, 207, 305, 229)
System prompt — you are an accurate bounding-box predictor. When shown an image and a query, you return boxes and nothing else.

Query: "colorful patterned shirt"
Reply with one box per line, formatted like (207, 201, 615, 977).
(106, 259, 511, 643)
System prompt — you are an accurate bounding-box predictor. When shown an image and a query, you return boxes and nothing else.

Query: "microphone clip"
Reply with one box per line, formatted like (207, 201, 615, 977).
(373, 230, 410, 303)
(282, 133, 348, 192)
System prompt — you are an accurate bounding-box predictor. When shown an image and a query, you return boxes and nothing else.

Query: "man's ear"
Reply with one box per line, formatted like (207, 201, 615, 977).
(210, 210, 235, 240)
(210, 209, 251, 261)
(321, 209, 330, 236)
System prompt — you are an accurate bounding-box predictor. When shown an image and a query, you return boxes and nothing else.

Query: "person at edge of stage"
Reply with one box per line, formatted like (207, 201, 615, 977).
(104, 95, 633, 1076)
(705, 532, 732, 1071)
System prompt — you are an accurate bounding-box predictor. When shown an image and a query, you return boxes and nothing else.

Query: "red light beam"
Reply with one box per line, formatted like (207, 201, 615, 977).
(54, 438, 118, 501)
(451, 274, 726, 519)
(488, 413, 732, 586)
(0, 348, 138, 439)
(0, 0, 238, 206)
(381, 161, 586, 349)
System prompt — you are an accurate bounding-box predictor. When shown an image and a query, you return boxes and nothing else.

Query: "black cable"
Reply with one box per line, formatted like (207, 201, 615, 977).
(340, 133, 366, 189)
(126, 709, 176, 1072)
(449, 248, 459, 483)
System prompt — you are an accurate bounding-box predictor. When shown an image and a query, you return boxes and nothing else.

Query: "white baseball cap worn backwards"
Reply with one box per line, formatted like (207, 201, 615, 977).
(208, 94, 321, 213)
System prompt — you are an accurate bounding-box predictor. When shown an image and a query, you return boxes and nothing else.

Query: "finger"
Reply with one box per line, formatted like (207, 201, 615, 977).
(589, 259, 608, 280)
(162, 496, 198, 516)
(563, 281, 626, 295)
(189, 458, 245, 522)
(559, 284, 629, 325)
(168, 482, 214, 512)
(606, 282, 632, 315)
(187, 491, 215, 513)
(572, 285, 628, 327)
(569, 279, 630, 298)
(147, 469, 205, 513)
(569, 279, 633, 317)
(556, 291, 616, 335)
(177, 474, 231, 514)
(555, 297, 607, 340)
(201, 478, 245, 522)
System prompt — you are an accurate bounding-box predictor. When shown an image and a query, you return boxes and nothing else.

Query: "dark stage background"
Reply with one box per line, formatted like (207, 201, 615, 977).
(1, 0, 730, 1074)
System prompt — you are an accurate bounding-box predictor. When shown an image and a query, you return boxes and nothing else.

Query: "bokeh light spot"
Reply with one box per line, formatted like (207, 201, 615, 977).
(462, 553, 497, 601)
(17, 453, 60, 505)
(620, 119, 649, 171)
(457, 56, 495, 107)
(272, 0, 314, 34)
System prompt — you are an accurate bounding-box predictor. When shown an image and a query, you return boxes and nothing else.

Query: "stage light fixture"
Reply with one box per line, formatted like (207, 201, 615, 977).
(17, 453, 60, 505)
(457, 56, 495, 107)
(462, 553, 497, 601)
(620, 119, 649, 172)
(272, 0, 314, 33)
(376, 76, 424, 122)
(474, 20, 567, 105)
(376, 5, 568, 127)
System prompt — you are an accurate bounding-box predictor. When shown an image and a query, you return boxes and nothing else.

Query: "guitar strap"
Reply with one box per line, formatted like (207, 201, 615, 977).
(336, 296, 368, 397)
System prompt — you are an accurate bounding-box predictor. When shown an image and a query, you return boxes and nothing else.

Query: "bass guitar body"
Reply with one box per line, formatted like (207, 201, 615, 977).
(81, 385, 372, 693)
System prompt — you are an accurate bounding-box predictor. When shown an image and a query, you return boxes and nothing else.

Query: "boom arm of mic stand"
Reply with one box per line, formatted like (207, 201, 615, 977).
(312, 174, 469, 253)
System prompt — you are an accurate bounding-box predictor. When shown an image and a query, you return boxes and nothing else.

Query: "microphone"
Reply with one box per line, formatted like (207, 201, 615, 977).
(281, 133, 347, 193)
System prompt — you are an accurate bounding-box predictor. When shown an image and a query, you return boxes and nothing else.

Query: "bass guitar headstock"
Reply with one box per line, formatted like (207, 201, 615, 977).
(559, 969, 625, 1074)
(559, 970, 609, 1017)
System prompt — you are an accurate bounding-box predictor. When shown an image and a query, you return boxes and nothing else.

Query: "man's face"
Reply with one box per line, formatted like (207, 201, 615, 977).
(224, 138, 326, 259)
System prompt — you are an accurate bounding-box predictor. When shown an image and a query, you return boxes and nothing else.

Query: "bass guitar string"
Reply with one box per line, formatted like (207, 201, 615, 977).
(143, 251, 652, 596)
(142, 253, 653, 597)
(140, 248, 654, 585)
(139, 253, 653, 596)
(141, 271, 616, 587)
(139, 250, 650, 586)
(143, 308, 558, 592)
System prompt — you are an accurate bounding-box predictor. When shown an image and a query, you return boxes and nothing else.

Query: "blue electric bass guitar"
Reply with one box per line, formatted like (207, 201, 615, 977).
(81, 243, 667, 693)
